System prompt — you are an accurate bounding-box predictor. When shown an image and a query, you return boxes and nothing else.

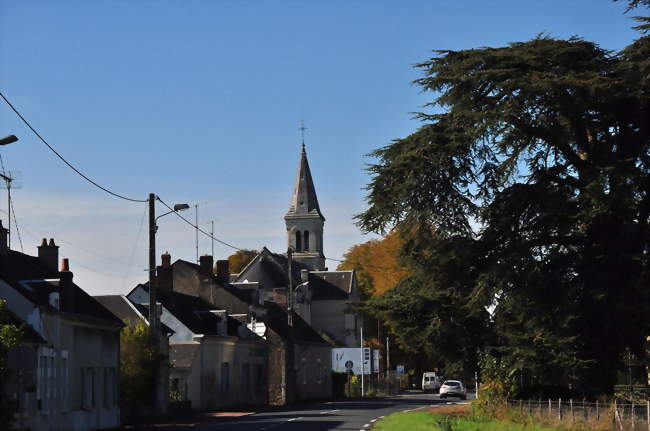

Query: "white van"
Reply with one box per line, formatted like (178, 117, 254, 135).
(422, 372, 443, 393)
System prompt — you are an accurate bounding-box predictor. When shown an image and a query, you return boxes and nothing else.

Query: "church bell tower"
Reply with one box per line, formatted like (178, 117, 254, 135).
(285, 142, 326, 270)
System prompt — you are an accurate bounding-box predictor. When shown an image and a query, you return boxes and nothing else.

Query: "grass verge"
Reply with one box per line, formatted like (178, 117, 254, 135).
(373, 406, 562, 431)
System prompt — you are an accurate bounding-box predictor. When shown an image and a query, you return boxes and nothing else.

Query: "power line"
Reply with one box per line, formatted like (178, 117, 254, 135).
(157, 196, 244, 251)
(0, 91, 147, 203)
(121, 205, 147, 294)
(0, 208, 133, 267)
(158, 196, 396, 272)
(9, 198, 23, 252)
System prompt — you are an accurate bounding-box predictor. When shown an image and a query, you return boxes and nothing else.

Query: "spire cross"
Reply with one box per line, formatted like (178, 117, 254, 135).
(299, 120, 308, 152)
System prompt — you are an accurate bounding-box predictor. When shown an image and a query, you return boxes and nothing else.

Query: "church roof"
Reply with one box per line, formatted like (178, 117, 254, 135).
(286, 146, 324, 219)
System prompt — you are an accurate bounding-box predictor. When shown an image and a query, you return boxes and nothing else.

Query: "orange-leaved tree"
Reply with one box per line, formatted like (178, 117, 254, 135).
(336, 230, 408, 298)
(225, 249, 258, 274)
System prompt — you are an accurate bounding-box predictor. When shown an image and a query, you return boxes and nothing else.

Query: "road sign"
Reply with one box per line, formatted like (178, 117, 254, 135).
(396, 365, 405, 374)
(345, 360, 354, 370)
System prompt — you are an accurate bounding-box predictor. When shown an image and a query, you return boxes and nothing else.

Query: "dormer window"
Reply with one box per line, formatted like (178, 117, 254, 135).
(49, 292, 60, 310)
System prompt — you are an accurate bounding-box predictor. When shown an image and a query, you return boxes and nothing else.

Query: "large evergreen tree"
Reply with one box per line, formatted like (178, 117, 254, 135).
(358, 23, 650, 394)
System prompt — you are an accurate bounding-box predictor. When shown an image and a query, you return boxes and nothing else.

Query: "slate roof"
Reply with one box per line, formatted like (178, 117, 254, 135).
(3, 250, 123, 327)
(170, 342, 200, 369)
(235, 247, 311, 287)
(235, 248, 355, 301)
(135, 283, 239, 337)
(263, 301, 329, 345)
(94, 295, 174, 335)
(286, 146, 324, 219)
(309, 271, 354, 300)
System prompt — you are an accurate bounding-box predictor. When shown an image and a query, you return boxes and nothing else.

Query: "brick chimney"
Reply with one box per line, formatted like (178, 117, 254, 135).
(59, 258, 74, 313)
(198, 256, 215, 304)
(199, 255, 214, 280)
(215, 259, 229, 283)
(38, 238, 59, 273)
(157, 251, 173, 299)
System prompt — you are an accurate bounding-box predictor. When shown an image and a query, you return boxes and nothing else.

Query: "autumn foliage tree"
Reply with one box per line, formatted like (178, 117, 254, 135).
(336, 230, 408, 298)
(225, 249, 258, 274)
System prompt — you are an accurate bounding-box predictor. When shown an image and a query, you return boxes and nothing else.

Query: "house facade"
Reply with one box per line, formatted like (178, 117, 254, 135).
(0, 227, 123, 431)
(127, 253, 268, 410)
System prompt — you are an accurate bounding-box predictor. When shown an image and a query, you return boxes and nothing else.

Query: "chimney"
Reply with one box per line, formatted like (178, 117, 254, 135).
(199, 255, 214, 280)
(300, 269, 309, 283)
(59, 258, 74, 313)
(215, 259, 229, 283)
(157, 251, 173, 299)
(0, 220, 8, 264)
(38, 238, 59, 273)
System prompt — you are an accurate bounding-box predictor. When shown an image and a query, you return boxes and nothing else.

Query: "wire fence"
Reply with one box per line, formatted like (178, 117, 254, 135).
(508, 398, 650, 431)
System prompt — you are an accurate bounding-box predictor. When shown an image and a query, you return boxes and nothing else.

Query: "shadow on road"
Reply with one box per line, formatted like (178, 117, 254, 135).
(123, 394, 455, 431)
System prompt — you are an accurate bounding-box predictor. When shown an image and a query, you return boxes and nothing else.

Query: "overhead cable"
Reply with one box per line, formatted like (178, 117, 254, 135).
(0, 91, 147, 203)
(157, 197, 244, 251)
(121, 205, 148, 293)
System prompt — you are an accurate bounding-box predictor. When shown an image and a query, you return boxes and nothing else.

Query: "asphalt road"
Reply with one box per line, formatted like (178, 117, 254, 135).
(192, 392, 474, 431)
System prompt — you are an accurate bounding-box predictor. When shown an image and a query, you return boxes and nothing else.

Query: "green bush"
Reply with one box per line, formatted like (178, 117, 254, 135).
(120, 323, 158, 407)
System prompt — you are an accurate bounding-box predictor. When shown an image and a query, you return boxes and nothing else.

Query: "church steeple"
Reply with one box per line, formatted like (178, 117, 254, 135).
(287, 145, 323, 218)
(285, 140, 326, 270)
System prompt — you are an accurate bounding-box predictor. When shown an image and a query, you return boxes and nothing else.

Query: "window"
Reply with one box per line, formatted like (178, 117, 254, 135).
(255, 364, 264, 391)
(295, 231, 302, 251)
(317, 358, 322, 384)
(241, 363, 250, 393)
(303, 231, 309, 251)
(103, 368, 109, 408)
(82, 367, 95, 410)
(61, 354, 69, 411)
(220, 362, 230, 393)
(39, 353, 47, 412)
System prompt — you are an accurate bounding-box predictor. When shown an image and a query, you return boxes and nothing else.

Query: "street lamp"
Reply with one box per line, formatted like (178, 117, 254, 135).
(0, 135, 18, 248)
(155, 203, 190, 231)
(0, 135, 18, 146)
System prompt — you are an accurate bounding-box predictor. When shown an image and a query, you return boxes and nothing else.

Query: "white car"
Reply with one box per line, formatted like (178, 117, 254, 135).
(439, 380, 466, 400)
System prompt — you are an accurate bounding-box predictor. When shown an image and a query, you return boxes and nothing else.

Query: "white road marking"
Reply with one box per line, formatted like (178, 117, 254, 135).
(363, 424, 370, 428)
(370, 419, 377, 423)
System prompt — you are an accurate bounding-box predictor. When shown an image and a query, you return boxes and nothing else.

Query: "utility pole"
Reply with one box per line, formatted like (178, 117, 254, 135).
(287, 247, 293, 327)
(148, 193, 168, 420)
(286, 247, 295, 404)
(360, 325, 364, 397)
(148, 193, 157, 334)
(386, 336, 390, 375)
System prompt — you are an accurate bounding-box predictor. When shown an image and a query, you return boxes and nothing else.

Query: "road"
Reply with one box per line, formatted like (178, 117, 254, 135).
(191, 392, 474, 431)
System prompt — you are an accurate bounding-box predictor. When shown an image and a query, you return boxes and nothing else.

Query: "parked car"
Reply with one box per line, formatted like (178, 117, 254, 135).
(439, 380, 466, 400)
(421, 372, 443, 393)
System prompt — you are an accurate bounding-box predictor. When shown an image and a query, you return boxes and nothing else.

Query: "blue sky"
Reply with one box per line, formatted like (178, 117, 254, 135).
(0, 0, 641, 295)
